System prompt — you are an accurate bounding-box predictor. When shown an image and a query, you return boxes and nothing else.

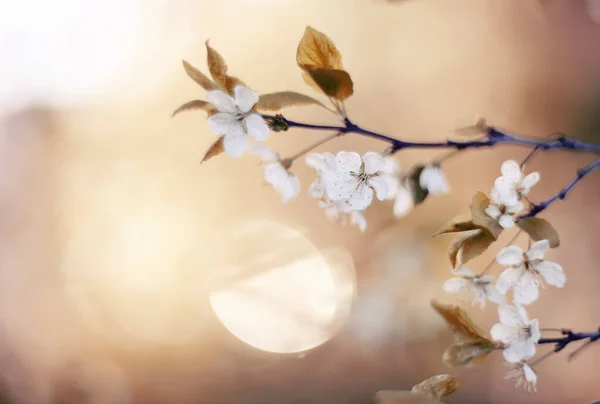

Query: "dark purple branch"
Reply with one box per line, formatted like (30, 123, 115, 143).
(538, 328, 600, 353)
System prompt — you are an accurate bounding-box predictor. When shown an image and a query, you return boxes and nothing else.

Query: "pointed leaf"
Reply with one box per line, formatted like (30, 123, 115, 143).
(470, 192, 503, 239)
(434, 213, 478, 236)
(448, 229, 495, 268)
(442, 342, 499, 367)
(517, 217, 560, 248)
(205, 41, 244, 94)
(431, 299, 493, 343)
(296, 26, 343, 70)
(182, 60, 218, 91)
(302, 67, 353, 101)
(200, 136, 225, 164)
(256, 91, 327, 111)
(411, 375, 459, 399)
(172, 100, 214, 117)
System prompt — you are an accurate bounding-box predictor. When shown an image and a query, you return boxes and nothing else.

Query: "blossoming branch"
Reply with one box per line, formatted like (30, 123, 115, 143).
(174, 26, 600, 397)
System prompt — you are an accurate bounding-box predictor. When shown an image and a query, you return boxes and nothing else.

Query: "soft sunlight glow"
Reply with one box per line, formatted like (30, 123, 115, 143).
(210, 221, 355, 354)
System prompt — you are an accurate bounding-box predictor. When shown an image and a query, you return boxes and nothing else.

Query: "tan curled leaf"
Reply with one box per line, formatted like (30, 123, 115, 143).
(411, 374, 459, 399)
(470, 192, 503, 239)
(455, 117, 488, 137)
(374, 391, 443, 404)
(256, 91, 327, 111)
(434, 213, 478, 236)
(172, 100, 214, 117)
(303, 67, 353, 101)
(182, 60, 218, 91)
(517, 217, 560, 248)
(205, 41, 244, 94)
(443, 341, 499, 367)
(200, 136, 225, 164)
(431, 299, 492, 343)
(296, 26, 343, 70)
(448, 229, 495, 268)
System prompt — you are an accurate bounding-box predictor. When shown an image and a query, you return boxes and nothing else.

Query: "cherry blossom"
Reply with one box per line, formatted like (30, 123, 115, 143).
(505, 362, 537, 393)
(493, 160, 540, 204)
(485, 187, 525, 229)
(419, 165, 450, 195)
(490, 303, 540, 363)
(251, 145, 299, 203)
(326, 151, 390, 210)
(496, 240, 566, 305)
(442, 267, 504, 308)
(206, 85, 269, 157)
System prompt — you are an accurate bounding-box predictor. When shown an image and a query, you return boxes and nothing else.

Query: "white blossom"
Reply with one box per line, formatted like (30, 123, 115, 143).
(485, 188, 525, 229)
(494, 160, 540, 202)
(490, 302, 540, 363)
(321, 199, 367, 232)
(419, 165, 449, 195)
(326, 151, 390, 210)
(251, 145, 299, 204)
(442, 266, 504, 309)
(505, 362, 537, 393)
(496, 240, 566, 305)
(206, 85, 269, 157)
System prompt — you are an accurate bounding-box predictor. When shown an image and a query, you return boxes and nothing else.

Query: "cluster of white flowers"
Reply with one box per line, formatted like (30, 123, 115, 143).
(441, 159, 568, 392)
(485, 160, 540, 228)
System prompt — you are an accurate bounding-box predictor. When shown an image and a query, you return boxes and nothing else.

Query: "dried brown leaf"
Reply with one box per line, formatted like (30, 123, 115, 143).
(200, 136, 225, 164)
(455, 117, 488, 137)
(205, 41, 244, 94)
(172, 100, 214, 117)
(411, 374, 459, 398)
(256, 91, 327, 111)
(431, 299, 492, 343)
(302, 67, 353, 101)
(296, 26, 343, 70)
(517, 217, 560, 248)
(182, 60, 218, 91)
(374, 391, 443, 404)
(448, 229, 495, 268)
(434, 213, 478, 236)
(470, 192, 503, 239)
(442, 341, 499, 367)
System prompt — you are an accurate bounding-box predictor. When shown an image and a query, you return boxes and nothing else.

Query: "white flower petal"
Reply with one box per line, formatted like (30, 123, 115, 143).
(490, 323, 514, 343)
(505, 200, 525, 214)
(498, 304, 525, 327)
(234, 85, 259, 113)
(362, 152, 385, 175)
(419, 165, 449, 194)
(499, 214, 516, 229)
(393, 185, 413, 218)
(501, 160, 522, 183)
(485, 204, 501, 219)
(350, 211, 367, 232)
(306, 153, 326, 171)
(368, 176, 389, 201)
(206, 90, 237, 113)
(534, 261, 566, 288)
(513, 275, 540, 305)
(478, 274, 496, 283)
(222, 131, 249, 157)
(279, 173, 300, 203)
(496, 266, 521, 294)
(381, 156, 399, 174)
(496, 246, 524, 266)
(207, 112, 241, 135)
(244, 113, 270, 141)
(520, 172, 540, 194)
(442, 277, 470, 293)
(381, 174, 399, 200)
(503, 341, 535, 363)
(346, 185, 374, 211)
(494, 176, 516, 195)
(523, 363, 537, 384)
(526, 240, 550, 261)
(529, 318, 540, 343)
(250, 144, 279, 161)
(309, 181, 325, 199)
(264, 162, 288, 186)
(336, 151, 362, 173)
(484, 284, 506, 305)
(326, 173, 356, 201)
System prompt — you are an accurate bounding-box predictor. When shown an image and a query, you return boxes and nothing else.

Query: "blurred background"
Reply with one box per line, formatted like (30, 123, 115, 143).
(1, 0, 600, 403)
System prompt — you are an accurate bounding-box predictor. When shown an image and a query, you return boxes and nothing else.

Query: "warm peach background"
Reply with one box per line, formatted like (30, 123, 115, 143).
(1, 1, 600, 403)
